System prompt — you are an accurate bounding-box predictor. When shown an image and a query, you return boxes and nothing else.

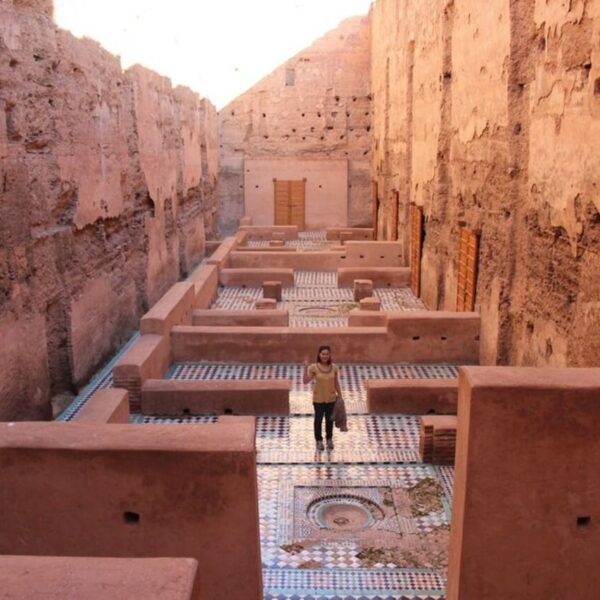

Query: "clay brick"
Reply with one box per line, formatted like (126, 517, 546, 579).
(0, 421, 261, 600)
(140, 282, 195, 336)
(448, 367, 600, 600)
(367, 379, 458, 414)
(72, 389, 130, 424)
(269, 239, 285, 247)
(220, 268, 294, 287)
(112, 335, 171, 412)
(231, 251, 343, 271)
(187, 264, 219, 309)
(353, 278, 373, 301)
(238, 226, 299, 241)
(141, 379, 291, 416)
(192, 309, 289, 327)
(327, 228, 374, 241)
(263, 280, 282, 301)
(347, 309, 388, 327)
(255, 298, 277, 310)
(419, 415, 457, 465)
(0, 556, 198, 600)
(360, 297, 381, 311)
(338, 267, 411, 288)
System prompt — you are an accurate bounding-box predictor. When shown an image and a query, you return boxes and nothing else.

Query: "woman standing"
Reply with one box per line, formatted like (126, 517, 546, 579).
(303, 345, 343, 451)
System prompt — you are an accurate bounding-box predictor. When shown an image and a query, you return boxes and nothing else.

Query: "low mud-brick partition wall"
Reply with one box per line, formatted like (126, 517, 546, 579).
(112, 263, 220, 412)
(0, 420, 262, 600)
(0, 556, 199, 600)
(447, 367, 600, 600)
(170, 312, 480, 363)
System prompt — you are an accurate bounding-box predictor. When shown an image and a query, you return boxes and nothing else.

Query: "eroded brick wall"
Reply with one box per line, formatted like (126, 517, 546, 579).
(371, 0, 600, 367)
(0, 0, 218, 419)
(219, 16, 372, 234)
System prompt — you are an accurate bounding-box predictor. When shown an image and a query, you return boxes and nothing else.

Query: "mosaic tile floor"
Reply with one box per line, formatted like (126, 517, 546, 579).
(212, 271, 426, 326)
(167, 363, 458, 417)
(247, 231, 332, 251)
(144, 362, 455, 597)
(60, 262, 453, 599)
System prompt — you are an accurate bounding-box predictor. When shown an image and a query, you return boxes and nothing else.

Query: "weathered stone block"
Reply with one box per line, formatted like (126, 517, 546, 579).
(353, 279, 373, 301)
(255, 298, 277, 310)
(360, 297, 381, 311)
(263, 280, 282, 301)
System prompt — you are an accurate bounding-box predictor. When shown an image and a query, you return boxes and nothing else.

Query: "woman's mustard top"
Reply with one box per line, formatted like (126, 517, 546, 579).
(308, 363, 338, 404)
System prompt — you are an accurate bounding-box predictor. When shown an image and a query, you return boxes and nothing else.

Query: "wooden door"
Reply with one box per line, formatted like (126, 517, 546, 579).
(289, 180, 306, 229)
(274, 180, 289, 226)
(456, 228, 480, 311)
(390, 190, 399, 241)
(371, 180, 379, 239)
(410, 205, 423, 296)
(273, 179, 305, 228)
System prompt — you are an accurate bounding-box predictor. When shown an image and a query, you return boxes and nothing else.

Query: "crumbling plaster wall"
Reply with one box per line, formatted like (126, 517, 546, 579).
(371, 0, 599, 367)
(219, 16, 372, 234)
(0, 0, 219, 420)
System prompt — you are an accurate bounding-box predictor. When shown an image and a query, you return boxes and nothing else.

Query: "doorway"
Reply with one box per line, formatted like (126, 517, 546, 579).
(456, 227, 480, 311)
(273, 179, 306, 228)
(410, 205, 424, 297)
(371, 180, 379, 239)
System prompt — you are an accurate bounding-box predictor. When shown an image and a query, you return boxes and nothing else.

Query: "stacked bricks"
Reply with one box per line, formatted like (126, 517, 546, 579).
(353, 279, 373, 301)
(419, 415, 457, 465)
(263, 281, 282, 301)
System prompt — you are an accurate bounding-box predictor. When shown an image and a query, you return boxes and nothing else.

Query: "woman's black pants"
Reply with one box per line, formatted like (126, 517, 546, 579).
(313, 402, 335, 441)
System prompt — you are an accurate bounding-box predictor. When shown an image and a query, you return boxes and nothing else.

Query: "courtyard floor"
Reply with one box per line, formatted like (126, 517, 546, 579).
(60, 237, 453, 599)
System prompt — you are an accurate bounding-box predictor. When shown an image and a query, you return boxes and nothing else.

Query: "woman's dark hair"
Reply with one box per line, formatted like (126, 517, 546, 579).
(316, 345, 332, 365)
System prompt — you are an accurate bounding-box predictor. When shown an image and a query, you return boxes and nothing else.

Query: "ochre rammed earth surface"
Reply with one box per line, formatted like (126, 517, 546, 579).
(0, 0, 219, 419)
(371, 0, 600, 368)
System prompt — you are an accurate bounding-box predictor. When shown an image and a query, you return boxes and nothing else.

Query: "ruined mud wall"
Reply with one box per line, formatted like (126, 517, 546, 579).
(371, 0, 600, 367)
(219, 16, 371, 234)
(0, 0, 219, 420)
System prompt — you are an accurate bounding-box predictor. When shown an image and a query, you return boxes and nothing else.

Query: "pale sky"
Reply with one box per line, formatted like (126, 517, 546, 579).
(53, 0, 373, 109)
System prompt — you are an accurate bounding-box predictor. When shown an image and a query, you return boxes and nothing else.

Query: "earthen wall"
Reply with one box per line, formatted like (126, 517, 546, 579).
(371, 0, 600, 367)
(0, 0, 219, 419)
(219, 16, 372, 234)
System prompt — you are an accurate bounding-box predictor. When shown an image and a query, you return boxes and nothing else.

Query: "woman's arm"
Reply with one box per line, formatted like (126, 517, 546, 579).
(303, 361, 314, 384)
(334, 369, 342, 398)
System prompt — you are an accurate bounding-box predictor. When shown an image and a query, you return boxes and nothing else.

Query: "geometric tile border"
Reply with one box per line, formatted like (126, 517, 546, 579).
(263, 567, 446, 596)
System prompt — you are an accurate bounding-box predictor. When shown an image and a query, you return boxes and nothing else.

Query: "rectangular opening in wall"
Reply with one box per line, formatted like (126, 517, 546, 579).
(285, 68, 295, 86)
(391, 190, 399, 242)
(371, 180, 379, 239)
(410, 205, 424, 297)
(456, 227, 480, 312)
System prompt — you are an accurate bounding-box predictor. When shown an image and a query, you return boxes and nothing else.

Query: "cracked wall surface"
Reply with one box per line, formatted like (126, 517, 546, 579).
(218, 16, 372, 234)
(0, 0, 219, 419)
(371, 0, 600, 367)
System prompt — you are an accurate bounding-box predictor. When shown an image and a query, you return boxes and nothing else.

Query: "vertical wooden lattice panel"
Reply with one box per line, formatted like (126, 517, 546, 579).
(456, 228, 480, 312)
(273, 180, 305, 227)
(274, 180, 289, 225)
(371, 180, 379, 239)
(289, 180, 306, 229)
(410, 205, 423, 296)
